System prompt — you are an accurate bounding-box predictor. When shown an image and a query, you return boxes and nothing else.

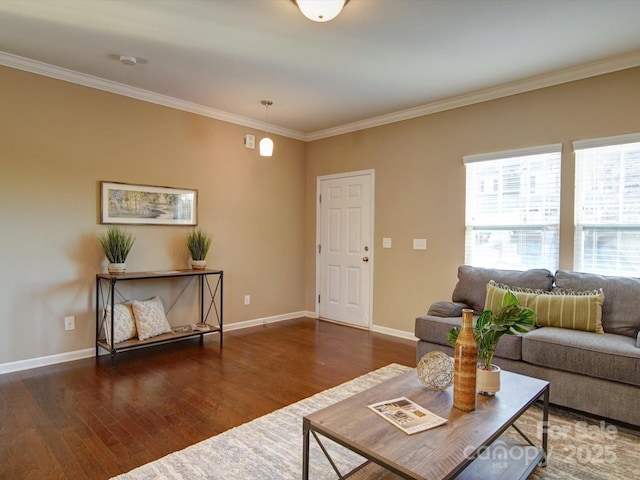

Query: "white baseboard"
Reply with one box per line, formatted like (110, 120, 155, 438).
(371, 324, 418, 342)
(0, 312, 414, 375)
(0, 347, 96, 375)
(0, 311, 317, 375)
(223, 311, 315, 331)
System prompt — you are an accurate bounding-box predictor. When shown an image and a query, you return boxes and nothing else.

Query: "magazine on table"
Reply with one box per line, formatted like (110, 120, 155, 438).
(368, 397, 447, 435)
(171, 323, 211, 333)
(191, 323, 211, 332)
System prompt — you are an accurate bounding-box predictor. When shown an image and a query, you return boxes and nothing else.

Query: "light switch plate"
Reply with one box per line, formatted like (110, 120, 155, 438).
(413, 238, 427, 250)
(382, 238, 392, 248)
(244, 133, 255, 149)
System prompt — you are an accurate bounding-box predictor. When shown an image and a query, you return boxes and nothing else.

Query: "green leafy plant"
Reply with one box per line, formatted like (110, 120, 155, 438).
(186, 229, 212, 261)
(97, 226, 135, 263)
(447, 290, 536, 370)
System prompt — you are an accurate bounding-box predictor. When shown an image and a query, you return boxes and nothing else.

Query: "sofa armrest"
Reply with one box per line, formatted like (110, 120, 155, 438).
(427, 301, 469, 318)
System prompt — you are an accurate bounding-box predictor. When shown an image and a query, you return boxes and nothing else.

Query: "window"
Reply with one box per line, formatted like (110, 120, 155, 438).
(464, 144, 561, 271)
(574, 133, 640, 276)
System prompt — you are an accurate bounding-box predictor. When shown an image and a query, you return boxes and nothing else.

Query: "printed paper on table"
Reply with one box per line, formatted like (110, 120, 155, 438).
(368, 396, 447, 435)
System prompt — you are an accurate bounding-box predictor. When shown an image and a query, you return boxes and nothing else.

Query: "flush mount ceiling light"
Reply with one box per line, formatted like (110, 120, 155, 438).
(259, 100, 274, 157)
(293, 0, 349, 22)
(119, 55, 138, 66)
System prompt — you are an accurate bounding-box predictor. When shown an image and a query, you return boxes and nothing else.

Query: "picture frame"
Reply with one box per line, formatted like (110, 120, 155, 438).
(100, 181, 197, 225)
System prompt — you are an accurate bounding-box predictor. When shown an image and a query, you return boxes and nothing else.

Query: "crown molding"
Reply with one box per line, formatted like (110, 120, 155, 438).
(306, 50, 640, 141)
(0, 51, 307, 141)
(2, 49, 639, 143)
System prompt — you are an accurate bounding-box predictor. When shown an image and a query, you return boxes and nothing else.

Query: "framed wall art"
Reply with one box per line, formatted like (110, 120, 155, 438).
(100, 181, 197, 225)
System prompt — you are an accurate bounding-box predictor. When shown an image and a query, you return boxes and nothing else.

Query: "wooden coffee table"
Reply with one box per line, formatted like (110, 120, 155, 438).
(302, 369, 549, 479)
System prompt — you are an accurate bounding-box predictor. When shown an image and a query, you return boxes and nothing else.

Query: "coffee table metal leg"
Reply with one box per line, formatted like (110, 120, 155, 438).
(303, 418, 310, 480)
(540, 385, 549, 467)
(304, 421, 374, 479)
(511, 384, 549, 470)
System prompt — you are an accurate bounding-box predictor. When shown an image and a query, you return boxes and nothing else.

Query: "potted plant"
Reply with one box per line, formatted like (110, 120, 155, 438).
(97, 226, 136, 274)
(447, 290, 536, 395)
(186, 228, 212, 270)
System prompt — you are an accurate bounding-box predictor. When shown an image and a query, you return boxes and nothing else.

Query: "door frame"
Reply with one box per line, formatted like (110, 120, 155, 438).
(315, 169, 375, 327)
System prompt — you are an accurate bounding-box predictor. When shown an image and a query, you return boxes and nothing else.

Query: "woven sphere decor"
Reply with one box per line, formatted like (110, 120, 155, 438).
(416, 351, 454, 391)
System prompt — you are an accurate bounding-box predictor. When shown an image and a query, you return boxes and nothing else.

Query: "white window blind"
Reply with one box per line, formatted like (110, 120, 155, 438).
(464, 145, 561, 271)
(574, 134, 640, 276)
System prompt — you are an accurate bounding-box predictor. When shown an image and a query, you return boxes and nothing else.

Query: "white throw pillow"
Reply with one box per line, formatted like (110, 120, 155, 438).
(103, 303, 137, 344)
(132, 296, 172, 341)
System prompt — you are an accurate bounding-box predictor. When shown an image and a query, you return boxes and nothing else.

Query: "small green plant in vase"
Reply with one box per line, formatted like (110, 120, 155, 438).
(97, 226, 135, 274)
(186, 229, 212, 270)
(447, 290, 536, 395)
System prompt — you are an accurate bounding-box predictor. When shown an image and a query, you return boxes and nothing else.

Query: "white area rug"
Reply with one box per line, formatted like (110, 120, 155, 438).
(113, 363, 640, 479)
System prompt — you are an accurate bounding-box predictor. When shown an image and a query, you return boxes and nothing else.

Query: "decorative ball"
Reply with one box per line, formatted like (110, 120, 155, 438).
(416, 351, 454, 391)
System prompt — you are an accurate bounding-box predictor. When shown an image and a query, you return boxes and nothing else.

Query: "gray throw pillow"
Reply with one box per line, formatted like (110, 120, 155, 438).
(554, 270, 640, 338)
(452, 265, 554, 314)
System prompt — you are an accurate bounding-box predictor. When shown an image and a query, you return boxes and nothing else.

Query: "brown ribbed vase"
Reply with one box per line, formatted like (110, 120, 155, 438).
(453, 308, 478, 412)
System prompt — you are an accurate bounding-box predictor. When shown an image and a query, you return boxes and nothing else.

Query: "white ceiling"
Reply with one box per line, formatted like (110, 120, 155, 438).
(1, 0, 640, 140)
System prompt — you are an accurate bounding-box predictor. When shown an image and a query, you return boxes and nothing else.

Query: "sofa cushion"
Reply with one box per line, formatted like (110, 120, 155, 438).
(415, 314, 524, 361)
(522, 327, 640, 386)
(427, 301, 467, 318)
(452, 265, 554, 314)
(484, 281, 604, 334)
(554, 270, 640, 338)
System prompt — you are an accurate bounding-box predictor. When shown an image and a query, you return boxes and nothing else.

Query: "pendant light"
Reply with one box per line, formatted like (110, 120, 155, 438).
(259, 100, 274, 157)
(294, 0, 348, 23)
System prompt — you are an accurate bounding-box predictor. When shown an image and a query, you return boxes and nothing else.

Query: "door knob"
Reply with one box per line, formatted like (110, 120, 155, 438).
(362, 256, 369, 262)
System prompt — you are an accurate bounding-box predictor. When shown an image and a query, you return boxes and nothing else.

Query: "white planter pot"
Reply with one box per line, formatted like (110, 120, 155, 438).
(191, 259, 207, 270)
(476, 364, 501, 395)
(108, 262, 126, 275)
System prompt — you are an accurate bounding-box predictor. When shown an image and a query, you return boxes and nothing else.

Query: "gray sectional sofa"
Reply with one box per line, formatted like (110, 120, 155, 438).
(415, 265, 640, 427)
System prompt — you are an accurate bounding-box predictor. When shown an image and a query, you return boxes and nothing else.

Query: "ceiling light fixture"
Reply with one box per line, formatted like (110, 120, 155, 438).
(119, 55, 138, 66)
(293, 0, 349, 23)
(259, 100, 274, 157)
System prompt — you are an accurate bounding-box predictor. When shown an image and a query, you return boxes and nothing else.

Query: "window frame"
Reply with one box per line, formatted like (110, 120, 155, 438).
(463, 144, 562, 272)
(573, 133, 640, 276)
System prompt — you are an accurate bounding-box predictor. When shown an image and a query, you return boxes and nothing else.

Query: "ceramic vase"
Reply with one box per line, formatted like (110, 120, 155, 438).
(191, 259, 207, 270)
(108, 262, 126, 274)
(453, 309, 478, 412)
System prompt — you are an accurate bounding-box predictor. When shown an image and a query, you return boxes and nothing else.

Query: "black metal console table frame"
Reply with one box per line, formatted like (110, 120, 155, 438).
(95, 269, 223, 360)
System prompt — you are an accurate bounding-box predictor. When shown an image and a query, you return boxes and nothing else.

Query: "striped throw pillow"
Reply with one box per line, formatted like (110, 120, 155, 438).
(485, 281, 604, 334)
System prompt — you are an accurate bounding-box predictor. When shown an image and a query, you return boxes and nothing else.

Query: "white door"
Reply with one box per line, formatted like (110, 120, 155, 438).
(317, 171, 374, 328)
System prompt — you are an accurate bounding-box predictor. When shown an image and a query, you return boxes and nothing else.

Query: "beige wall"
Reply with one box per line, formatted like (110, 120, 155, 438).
(2, 64, 640, 366)
(0, 66, 306, 364)
(305, 67, 640, 334)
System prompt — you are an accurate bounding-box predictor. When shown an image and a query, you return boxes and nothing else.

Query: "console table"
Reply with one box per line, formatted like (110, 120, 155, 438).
(95, 269, 223, 360)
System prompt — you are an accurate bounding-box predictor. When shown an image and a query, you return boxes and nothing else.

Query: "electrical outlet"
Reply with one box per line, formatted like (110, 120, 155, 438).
(244, 295, 251, 305)
(64, 316, 75, 331)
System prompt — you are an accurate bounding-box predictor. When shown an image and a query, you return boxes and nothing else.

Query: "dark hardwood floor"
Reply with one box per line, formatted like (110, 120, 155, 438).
(0, 318, 416, 479)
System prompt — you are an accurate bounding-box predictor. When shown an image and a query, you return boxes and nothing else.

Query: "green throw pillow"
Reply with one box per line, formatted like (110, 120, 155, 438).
(485, 281, 604, 334)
